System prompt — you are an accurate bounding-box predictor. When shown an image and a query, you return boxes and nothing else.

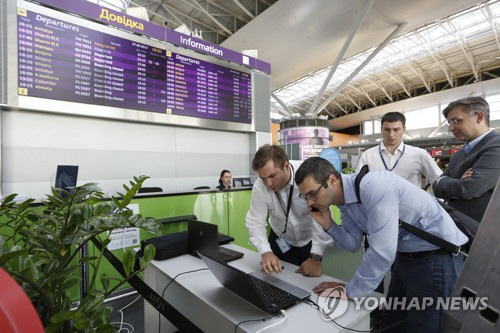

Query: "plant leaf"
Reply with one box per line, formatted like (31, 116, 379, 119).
(100, 273, 110, 292)
(143, 244, 156, 263)
(122, 250, 135, 276)
(0, 249, 27, 266)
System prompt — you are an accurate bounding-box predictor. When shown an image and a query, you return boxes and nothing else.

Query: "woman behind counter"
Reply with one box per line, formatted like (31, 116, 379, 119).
(216, 170, 231, 190)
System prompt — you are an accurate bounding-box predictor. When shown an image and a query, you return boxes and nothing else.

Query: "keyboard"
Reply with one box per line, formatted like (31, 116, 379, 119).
(218, 247, 243, 262)
(247, 274, 299, 308)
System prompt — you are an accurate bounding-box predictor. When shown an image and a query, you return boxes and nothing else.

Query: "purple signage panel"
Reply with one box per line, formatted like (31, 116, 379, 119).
(17, 9, 252, 124)
(31, 0, 165, 41)
(279, 127, 329, 160)
(33, 0, 271, 74)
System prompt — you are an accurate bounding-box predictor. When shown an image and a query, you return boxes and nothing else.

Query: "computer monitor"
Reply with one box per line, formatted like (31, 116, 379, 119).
(55, 165, 79, 190)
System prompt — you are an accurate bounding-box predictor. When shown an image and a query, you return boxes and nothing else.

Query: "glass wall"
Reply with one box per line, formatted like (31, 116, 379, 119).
(362, 92, 500, 135)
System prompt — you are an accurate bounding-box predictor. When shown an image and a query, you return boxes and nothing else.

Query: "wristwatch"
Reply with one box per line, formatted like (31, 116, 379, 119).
(309, 253, 323, 262)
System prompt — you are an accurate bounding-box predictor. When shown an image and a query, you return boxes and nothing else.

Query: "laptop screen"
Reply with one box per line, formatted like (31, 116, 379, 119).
(188, 220, 220, 258)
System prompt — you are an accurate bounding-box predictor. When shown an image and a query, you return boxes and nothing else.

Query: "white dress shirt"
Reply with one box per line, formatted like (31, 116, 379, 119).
(246, 160, 334, 255)
(355, 141, 442, 187)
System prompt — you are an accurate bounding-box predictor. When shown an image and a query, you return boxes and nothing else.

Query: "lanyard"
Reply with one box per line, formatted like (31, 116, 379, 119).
(275, 165, 294, 235)
(379, 144, 405, 171)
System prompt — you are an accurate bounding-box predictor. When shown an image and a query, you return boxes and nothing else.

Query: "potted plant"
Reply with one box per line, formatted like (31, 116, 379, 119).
(0, 175, 160, 332)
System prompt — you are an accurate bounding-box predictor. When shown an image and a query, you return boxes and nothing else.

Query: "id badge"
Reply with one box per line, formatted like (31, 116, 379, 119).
(276, 236, 291, 254)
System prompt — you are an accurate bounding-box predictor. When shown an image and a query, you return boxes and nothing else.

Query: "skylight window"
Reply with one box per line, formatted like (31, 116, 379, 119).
(271, 0, 500, 119)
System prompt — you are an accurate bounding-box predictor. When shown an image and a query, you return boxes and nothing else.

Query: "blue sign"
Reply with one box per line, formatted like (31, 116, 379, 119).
(319, 148, 342, 172)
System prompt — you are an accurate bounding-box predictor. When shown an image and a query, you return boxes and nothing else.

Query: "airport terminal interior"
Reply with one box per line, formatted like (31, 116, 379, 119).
(0, 0, 499, 332)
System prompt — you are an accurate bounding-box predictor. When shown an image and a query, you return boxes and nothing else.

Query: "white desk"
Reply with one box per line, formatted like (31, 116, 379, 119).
(144, 245, 373, 333)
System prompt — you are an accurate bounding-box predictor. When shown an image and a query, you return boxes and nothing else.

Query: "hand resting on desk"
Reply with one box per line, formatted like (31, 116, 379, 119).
(295, 258, 322, 277)
(260, 251, 282, 274)
(313, 281, 349, 300)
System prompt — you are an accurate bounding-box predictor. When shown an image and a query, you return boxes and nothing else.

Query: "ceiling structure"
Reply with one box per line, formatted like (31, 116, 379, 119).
(94, 0, 278, 44)
(94, 0, 500, 130)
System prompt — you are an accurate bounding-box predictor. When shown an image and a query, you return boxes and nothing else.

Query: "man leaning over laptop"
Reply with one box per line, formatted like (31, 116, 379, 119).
(296, 157, 467, 333)
(246, 145, 333, 277)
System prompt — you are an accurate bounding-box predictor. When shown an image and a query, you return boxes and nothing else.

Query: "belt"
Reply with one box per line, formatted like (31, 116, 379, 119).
(397, 248, 450, 259)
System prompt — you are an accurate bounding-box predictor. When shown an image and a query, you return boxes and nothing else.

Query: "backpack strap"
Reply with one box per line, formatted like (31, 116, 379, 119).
(354, 165, 369, 203)
(354, 165, 461, 255)
(399, 221, 461, 255)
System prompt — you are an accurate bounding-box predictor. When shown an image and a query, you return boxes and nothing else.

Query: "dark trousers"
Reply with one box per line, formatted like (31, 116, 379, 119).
(381, 253, 465, 333)
(268, 229, 311, 266)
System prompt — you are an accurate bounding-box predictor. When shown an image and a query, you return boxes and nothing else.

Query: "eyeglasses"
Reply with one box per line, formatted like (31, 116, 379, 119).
(299, 176, 329, 201)
(447, 112, 478, 126)
(447, 117, 464, 126)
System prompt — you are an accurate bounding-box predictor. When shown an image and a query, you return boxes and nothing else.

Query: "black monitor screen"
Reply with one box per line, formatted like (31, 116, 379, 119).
(55, 165, 79, 190)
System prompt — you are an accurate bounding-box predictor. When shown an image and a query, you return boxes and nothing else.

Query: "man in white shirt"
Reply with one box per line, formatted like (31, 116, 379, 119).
(246, 145, 333, 276)
(355, 112, 442, 187)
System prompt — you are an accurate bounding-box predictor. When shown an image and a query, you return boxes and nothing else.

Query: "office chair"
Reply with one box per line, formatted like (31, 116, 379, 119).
(232, 178, 243, 187)
(138, 186, 163, 193)
(233, 177, 252, 187)
(193, 186, 210, 190)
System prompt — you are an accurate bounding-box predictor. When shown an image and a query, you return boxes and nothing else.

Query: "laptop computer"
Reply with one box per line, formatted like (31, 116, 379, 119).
(188, 219, 244, 262)
(200, 253, 311, 315)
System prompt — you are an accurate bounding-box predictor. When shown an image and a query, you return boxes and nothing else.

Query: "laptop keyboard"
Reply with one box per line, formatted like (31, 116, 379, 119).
(247, 274, 299, 308)
(218, 251, 235, 262)
(218, 247, 243, 262)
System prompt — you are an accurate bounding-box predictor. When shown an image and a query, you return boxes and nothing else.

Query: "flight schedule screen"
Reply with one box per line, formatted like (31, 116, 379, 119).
(17, 9, 252, 124)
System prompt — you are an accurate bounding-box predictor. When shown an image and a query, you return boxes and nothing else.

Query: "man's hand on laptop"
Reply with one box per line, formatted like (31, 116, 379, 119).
(295, 258, 322, 277)
(260, 251, 282, 274)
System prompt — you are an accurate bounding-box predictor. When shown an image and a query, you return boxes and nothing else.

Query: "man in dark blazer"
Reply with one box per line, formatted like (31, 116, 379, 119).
(433, 97, 500, 223)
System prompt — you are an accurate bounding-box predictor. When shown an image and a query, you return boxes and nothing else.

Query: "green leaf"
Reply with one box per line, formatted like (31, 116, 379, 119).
(49, 312, 64, 324)
(101, 238, 111, 247)
(143, 244, 156, 263)
(45, 321, 63, 333)
(59, 277, 81, 290)
(0, 193, 18, 206)
(45, 259, 60, 275)
(72, 311, 91, 330)
(0, 249, 27, 266)
(78, 293, 104, 312)
(0, 237, 5, 256)
(61, 310, 74, 320)
(122, 250, 135, 276)
(100, 273, 110, 292)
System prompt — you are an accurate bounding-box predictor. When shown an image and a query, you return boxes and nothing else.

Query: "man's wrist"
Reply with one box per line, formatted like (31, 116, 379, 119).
(308, 253, 323, 262)
(322, 218, 334, 232)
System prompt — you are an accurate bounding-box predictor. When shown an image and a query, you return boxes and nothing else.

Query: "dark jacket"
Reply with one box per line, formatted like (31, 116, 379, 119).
(433, 131, 500, 222)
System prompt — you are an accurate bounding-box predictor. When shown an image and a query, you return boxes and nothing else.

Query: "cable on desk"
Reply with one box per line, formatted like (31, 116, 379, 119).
(302, 299, 407, 333)
(255, 310, 286, 333)
(234, 311, 283, 333)
(158, 268, 209, 333)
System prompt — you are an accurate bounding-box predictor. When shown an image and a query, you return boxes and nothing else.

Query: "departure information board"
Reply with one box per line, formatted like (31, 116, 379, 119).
(17, 9, 252, 124)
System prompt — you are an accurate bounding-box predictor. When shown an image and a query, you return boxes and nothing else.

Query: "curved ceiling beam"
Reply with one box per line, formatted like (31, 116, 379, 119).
(313, 23, 407, 117)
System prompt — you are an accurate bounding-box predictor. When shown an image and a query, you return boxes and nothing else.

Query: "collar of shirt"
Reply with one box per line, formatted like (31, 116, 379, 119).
(339, 174, 358, 205)
(466, 129, 493, 151)
(380, 140, 404, 156)
(280, 163, 294, 193)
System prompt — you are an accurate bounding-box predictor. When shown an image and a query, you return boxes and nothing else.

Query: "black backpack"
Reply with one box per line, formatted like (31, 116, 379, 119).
(354, 165, 478, 254)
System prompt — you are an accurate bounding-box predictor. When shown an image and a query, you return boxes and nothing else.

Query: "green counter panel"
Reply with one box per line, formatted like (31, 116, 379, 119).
(2, 189, 347, 300)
